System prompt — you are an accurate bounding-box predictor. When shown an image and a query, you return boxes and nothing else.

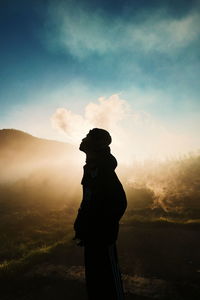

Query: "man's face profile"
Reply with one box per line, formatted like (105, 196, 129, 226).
(79, 128, 111, 153)
(79, 132, 93, 153)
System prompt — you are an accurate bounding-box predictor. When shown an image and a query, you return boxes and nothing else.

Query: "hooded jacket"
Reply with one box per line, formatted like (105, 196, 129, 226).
(74, 147, 127, 245)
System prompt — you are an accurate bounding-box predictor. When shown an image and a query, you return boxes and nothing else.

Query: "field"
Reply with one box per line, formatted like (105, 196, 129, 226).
(0, 199, 199, 300)
(0, 129, 200, 299)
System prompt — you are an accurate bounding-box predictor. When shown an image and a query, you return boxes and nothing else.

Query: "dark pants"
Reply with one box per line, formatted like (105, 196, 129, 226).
(84, 243, 125, 300)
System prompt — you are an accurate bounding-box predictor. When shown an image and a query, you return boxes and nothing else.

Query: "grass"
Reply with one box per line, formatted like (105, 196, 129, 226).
(123, 214, 200, 228)
(0, 237, 73, 278)
(0, 203, 75, 262)
(0, 198, 200, 300)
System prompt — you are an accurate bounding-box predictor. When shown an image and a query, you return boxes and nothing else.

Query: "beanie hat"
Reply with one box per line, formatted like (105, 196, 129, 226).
(88, 128, 112, 148)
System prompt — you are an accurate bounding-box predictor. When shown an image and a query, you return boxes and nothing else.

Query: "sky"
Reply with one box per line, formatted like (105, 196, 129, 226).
(0, 0, 200, 162)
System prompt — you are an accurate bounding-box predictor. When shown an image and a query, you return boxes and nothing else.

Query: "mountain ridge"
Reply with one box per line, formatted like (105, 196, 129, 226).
(0, 128, 79, 183)
(0, 128, 72, 146)
(0, 128, 75, 156)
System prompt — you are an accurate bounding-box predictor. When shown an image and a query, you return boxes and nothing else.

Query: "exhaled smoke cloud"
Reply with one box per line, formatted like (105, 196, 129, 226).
(51, 107, 89, 139)
(51, 94, 195, 163)
(51, 94, 128, 142)
(85, 95, 128, 127)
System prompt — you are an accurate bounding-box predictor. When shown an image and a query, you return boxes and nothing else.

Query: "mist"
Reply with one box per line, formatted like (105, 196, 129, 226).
(1, 128, 200, 300)
(1, 128, 199, 214)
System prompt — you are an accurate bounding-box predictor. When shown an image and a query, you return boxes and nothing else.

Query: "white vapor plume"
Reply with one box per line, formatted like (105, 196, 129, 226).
(51, 94, 128, 143)
(51, 108, 89, 141)
(51, 94, 195, 164)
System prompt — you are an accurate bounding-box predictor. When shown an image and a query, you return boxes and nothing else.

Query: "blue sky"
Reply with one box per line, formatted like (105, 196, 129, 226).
(0, 0, 200, 161)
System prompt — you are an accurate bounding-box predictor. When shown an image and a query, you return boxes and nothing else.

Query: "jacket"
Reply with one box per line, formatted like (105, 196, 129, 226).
(74, 147, 127, 245)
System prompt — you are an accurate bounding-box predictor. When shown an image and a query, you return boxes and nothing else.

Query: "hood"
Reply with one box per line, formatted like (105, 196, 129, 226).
(85, 146, 117, 171)
(98, 153, 118, 171)
(81, 147, 118, 185)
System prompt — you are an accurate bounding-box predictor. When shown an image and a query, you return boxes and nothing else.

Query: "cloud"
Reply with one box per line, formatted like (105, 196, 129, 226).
(45, 2, 200, 58)
(51, 94, 196, 163)
(128, 12, 200, 53)
(51, 94, 128, 142)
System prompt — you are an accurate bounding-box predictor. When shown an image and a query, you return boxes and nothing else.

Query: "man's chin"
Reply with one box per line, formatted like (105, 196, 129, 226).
(79, 143, 86, 152)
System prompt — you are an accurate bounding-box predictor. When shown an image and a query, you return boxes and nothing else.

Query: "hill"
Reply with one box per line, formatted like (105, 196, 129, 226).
(0, 128, 75, 166)
(0, 128, 81, 209)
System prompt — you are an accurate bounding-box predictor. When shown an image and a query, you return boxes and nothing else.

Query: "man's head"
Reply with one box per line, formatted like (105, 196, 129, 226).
(79, 128, 112, 153)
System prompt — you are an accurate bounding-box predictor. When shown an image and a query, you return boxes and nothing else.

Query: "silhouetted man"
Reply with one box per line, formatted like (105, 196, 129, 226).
(73, 128, 127, 300)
